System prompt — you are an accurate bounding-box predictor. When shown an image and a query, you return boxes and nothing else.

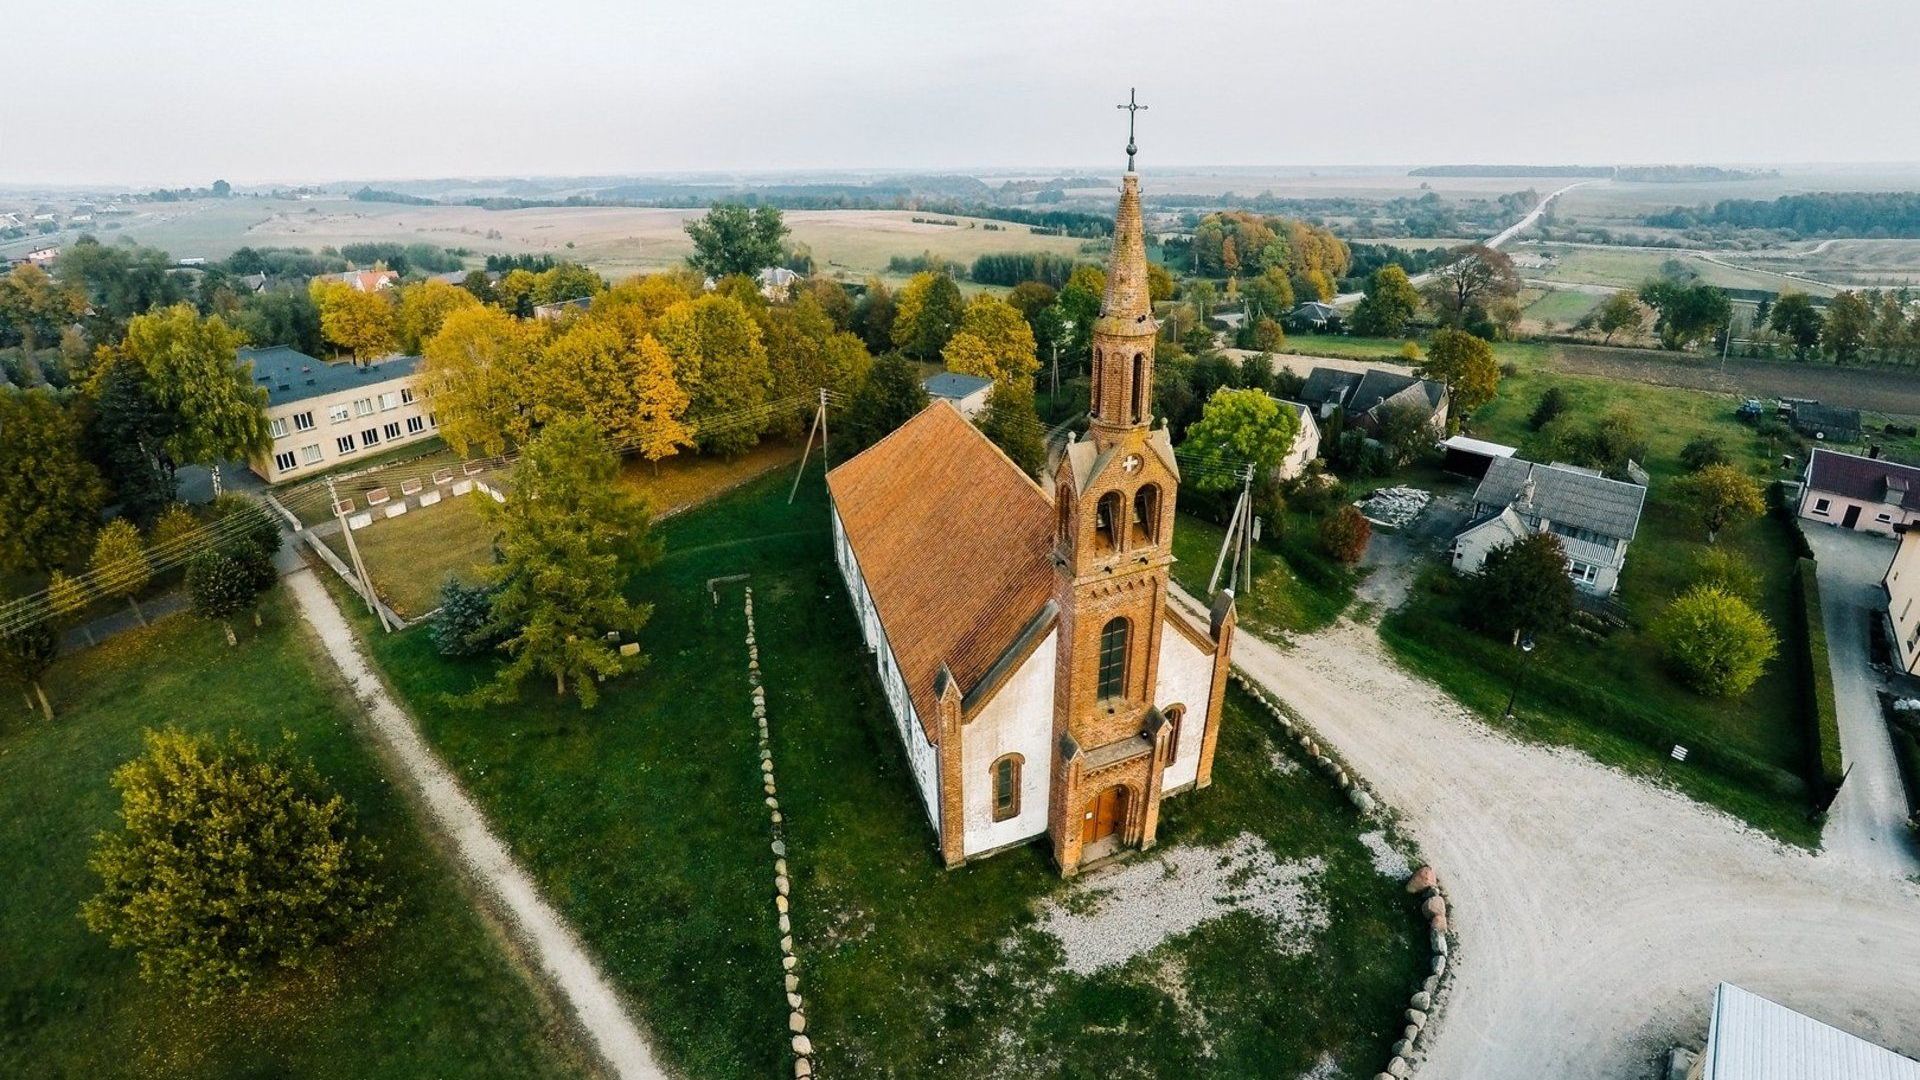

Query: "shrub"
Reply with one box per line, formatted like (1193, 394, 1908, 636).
(1471, 532, 1576, 643)
(82, 728, 394, 1001)
(1688, 546, 1759, 602)
(186, 550, 259, 645)
(1678, 435, 1730, 472)
(1318, 505, 1371, 565)
(1793, 560, 1844, 796)
(1653, 585, 1777, 697)
(1528, 386, 1569, 430)
(432, 577, 505, 657)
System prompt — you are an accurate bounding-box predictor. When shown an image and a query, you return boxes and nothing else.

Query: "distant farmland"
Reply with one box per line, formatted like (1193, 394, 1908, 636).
(98, 198, 1094, 282)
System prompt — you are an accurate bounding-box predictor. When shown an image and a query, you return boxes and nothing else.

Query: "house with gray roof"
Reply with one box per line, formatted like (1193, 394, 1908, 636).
(1298, 365, 1450, 436)
(922, 371, 995, 419)
(1451, 456, 1647, 596)
(240, 345, 437, 483)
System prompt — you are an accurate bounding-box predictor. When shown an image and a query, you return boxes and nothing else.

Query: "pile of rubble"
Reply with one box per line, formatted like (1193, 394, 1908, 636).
(1356, 486, 1431, 529)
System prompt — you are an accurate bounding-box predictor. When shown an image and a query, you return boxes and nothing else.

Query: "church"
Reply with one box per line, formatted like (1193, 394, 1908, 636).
(825, 131, 1235, 876)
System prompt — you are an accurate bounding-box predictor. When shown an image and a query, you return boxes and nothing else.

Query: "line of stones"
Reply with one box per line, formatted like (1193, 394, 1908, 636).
(743, 588, 814, 1079)
(1228, 670, 1455, 1080)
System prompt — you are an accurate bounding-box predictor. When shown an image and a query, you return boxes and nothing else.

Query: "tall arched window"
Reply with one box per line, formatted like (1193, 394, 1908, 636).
(1094, 492, 1123, 553)
(1163, 704, 1186, 764)
(1131, 484, 1159, 547)
(991, 753, 1023, 821)
(1091, 349, 1103, 416)
(1057, 488, 1073, 548)
(1130, 352, 1147, 423)
(1097, 618, 1130, 701)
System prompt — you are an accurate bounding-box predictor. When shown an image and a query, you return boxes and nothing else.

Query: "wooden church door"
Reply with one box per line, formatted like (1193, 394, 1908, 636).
(1082, 785, 1128, 844)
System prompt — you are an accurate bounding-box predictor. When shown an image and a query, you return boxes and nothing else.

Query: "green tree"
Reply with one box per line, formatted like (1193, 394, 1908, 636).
(119, 304, 271, 491)
(1678, 435, 1730, 472)
(654, 294, 772, 456)
(1689, 546, 1759, 603)
(1180, 388, 1301, 493)
(976, 381, 1047, 477)
(891, 271, 966, 360)
(1591, 291, 1645, 344)
(0, 390, 106, 574)
(1422, 244, 1520, 329)
(1768, 292, 1823, 360)
(185, 549, 257, 645)
(1652, 586, 1777, 697)
(476, 419, 658, 707)
(1417, 327, 1501, 418)
(1637, 279, 1730, 351)
(1472, 532, 1575, 645)
(90, 519, 152, 626)
(756, 296, 871, 439)
(849, 277, 897, 355)
(82, 728, 393, 1001)
(85, 353, 177, 523)
(840, 354, 931, 455)
(684, 204, 789, 278)
(1349, 264, 1421, 337)
(1675, 463, 1765, 543)
(0, 621, 58, 721)
(1822, 290, 1872, 363)
(0, 263, 87, 350)
(1241, 267, 1295, 328)
(233, 286, 324, 358)
(1375, 401, 1437, 466)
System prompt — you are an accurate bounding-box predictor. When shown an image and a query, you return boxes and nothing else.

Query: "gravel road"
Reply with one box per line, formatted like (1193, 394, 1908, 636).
(1216, 602, 1920, 1078)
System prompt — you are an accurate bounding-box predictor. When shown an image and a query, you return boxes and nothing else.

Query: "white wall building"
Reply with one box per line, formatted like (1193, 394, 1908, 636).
(243, 346, 437, 483)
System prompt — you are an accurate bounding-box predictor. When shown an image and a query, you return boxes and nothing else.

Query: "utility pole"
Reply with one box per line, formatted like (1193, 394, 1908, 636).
(1207, 464, 1259, 597)
(328, 475, 389, 631)
(788, 389, 829, 505)
(1050, 340, 1060, 402)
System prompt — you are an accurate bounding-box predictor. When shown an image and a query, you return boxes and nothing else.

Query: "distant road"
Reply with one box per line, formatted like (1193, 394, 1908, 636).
(1332, 179, 1602, 306)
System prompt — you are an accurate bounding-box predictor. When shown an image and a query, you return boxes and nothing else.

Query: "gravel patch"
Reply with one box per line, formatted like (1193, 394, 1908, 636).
(1358, 830, 1413, 880)
(1268, 745, 1302, 776)
(1033, 832, 1327, 977)
(1296, 1052, 1341, 1080)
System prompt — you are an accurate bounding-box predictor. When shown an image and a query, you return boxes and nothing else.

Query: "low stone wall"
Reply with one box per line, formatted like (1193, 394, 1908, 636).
(1228, 670, 1456, 1080)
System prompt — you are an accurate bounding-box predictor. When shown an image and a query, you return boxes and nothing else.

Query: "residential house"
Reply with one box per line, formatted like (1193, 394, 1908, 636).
(315, 268, 399, 293)
(1885, 525, 1920, 677)
(22, 245, 58, 266)
(237, 272, 270, 293)
(922, 371, 995, 419)
(1298, 365, 1450, 436)
(1798, 448, 1920, 537)
(757, 266, 801, 301)
(1686, 982, 1920, 1080)
(1452, 456, 1647, 597)
(1288, 301, 1341, 333)
(1272, 397, 1320, 481)
(531, 296, 593, 321)
(1789, 401, 1863, 444)
(241, 345, 436, 483)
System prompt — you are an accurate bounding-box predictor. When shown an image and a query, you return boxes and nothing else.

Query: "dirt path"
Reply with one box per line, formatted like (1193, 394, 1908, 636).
(1211, 601, 1920, 1077)
(283, 565, 667, 1079)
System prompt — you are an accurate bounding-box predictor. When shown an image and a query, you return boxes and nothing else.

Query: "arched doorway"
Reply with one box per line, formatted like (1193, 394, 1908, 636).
(1081, 784, 1129, 847)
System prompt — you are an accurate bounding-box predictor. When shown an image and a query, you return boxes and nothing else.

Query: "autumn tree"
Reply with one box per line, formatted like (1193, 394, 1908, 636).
(756, 294, 871, 438)
(1422, 245, 1520, 329)
(0, 390, 106, 574)
(0, 622, 58, 721)
(48, 569, 94, 647)
(90, 519, 151, 626)
(476, 419, 658, 707)
(118, 304, 271, 492)
(1180, 388, 1301, 492)
(942, 294, 1038, 386)
(416, 305, 541, 455)
(1822, 290, 1872, 363)
(891, 271, 966, 360)
(595, 271, 703, 323)
(1319, 505, 1371, 565)
(976, 381, 1047, 477)
(0, 262, 87, 350)
(82, 728, 394, 1000)
(1349, 264, 1421, 338)
(684, 204, 789, 278)
(535, 315, 694, 465)
(654, 294, 772, 455)
(309, 280, 397, 364)
(1590, 291, 1645, 344)
(1768, 292, 1823, 360)
(840, 354, 931, 455)
(1652, 586, 1776, 697)
(1472, 532, 1575, 645)
(395, 279, 479, 354)
(1675, 463, 1764, 543)
(1417, 327, 1501, 418)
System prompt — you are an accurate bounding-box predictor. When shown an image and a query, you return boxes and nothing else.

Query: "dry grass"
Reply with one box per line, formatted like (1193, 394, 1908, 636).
(325, 493, 496, 618)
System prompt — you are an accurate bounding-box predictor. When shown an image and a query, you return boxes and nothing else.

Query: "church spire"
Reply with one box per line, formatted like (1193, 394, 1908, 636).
(1086, 99, 1156, 442)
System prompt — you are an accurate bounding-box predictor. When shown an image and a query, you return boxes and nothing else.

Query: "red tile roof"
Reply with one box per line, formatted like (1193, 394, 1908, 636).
(1806, 448, 1920, 511)
(827, 402, 1056, 740)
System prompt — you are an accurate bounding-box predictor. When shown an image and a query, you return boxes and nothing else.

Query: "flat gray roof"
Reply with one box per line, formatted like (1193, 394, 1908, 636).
(922, 371, 994, 400)
(240, 346, 421, 408)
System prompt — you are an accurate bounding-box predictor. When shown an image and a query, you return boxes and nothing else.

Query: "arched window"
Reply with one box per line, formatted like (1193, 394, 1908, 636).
(1131, 484, 1159, 547)
(1094, 492, 1123, 553)
(1130, 352, 1147, 423)
(1057, 488, 1073, 547)
(1091, 349, 1103, 416)
(1163, 704, 1186, 764)
(991, 754, 1023, 821)
(1097, 618, 1130, 701)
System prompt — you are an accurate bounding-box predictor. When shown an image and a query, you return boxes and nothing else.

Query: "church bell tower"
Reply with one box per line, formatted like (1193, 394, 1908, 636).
(1047, 91, 1187, 875)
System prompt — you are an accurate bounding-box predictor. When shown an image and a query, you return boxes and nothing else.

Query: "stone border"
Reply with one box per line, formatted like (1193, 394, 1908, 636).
(1228, 669, 1456, 1080)
(742, 588, 816, 1078)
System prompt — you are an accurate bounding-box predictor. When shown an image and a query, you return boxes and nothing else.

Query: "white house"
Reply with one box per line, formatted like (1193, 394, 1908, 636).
(242, 346, 437, 483)
(1885, 525, 1920, 676)
(921, 371, 995, 419)
(1452, 457, 1647, 597)
(1272, 398, 1321, 481)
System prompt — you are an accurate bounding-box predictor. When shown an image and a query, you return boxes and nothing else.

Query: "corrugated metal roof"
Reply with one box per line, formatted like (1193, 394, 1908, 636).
(1705, 983, 1920, 1080)
(1473, 456, 1647, 541)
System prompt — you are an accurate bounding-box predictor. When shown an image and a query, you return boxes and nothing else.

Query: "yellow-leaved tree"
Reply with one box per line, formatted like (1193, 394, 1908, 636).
(415, 306, 541, 456)
(534, 315, 692, 467)
(309, 280, 397, 364)
(943, 294, 1037, 387)
(395, 280, 479, 354)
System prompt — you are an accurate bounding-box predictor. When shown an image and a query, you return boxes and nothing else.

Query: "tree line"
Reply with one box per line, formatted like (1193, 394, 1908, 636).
(1647, 191, 1920, 238)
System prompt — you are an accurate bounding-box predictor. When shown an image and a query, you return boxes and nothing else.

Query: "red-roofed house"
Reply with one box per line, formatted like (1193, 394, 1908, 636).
(825, 168, 1234, 876)
(1798, 448, 1920, 537)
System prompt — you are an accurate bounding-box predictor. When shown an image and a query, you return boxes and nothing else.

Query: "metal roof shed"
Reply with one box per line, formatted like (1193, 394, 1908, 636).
(1700, 983, 1920, 1080)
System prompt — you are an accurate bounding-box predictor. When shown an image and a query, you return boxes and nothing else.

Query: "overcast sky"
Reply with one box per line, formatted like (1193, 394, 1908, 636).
(7, 0, 1920, 187)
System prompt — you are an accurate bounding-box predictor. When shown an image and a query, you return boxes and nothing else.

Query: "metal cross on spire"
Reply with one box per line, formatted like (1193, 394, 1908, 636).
(1117, 88, 1147, 171)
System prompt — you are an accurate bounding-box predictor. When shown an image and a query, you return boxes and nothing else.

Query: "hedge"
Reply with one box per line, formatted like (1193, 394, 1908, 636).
(1884, 693, 1920, 826)
(1792, 558, 1845, 798)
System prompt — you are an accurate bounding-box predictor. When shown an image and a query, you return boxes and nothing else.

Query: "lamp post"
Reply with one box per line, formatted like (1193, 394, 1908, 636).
(1502, 634, 1536, 721)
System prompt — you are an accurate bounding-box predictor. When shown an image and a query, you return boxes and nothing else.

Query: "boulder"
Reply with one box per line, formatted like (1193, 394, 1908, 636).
(1432, 955, 1447, 977)
(789, 1011, 806, 1034)
(1423, 896, 1446, 920)
(772, 840, 787, 857)
(1406, 1008, 1428, 1028)
(1430, 929, 1448, 956)
(785, 973, 800, 993)
(1349, 790, 1377, 814)
(791, 1035, 813, 1056)
(1430, 911, 1449, 933)
(1386, 1057, 1411, 1079)
(1410, 991, 1432, 1011)
(1405, 866, 1437, 893)
(795, 1060, 812, 1079)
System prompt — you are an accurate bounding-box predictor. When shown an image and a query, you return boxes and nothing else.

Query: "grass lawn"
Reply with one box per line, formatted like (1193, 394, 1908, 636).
(1521, 286, 1605, 330)
(1381, 362, 1820, 846)
(0, 595, 588, 1079)
(618, 438, 802, 518)
(325, 492, 498, 619)
(1170, 510, 1358, 638)
(338, 463, 1426, 1078)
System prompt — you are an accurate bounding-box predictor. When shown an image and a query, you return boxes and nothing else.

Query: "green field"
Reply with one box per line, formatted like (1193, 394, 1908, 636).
(1520, 287, 1606, 329)
(331, 462, 1428, 1079)
(1520, 243, 1835, 296)
(0, 594, 586, 1079)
